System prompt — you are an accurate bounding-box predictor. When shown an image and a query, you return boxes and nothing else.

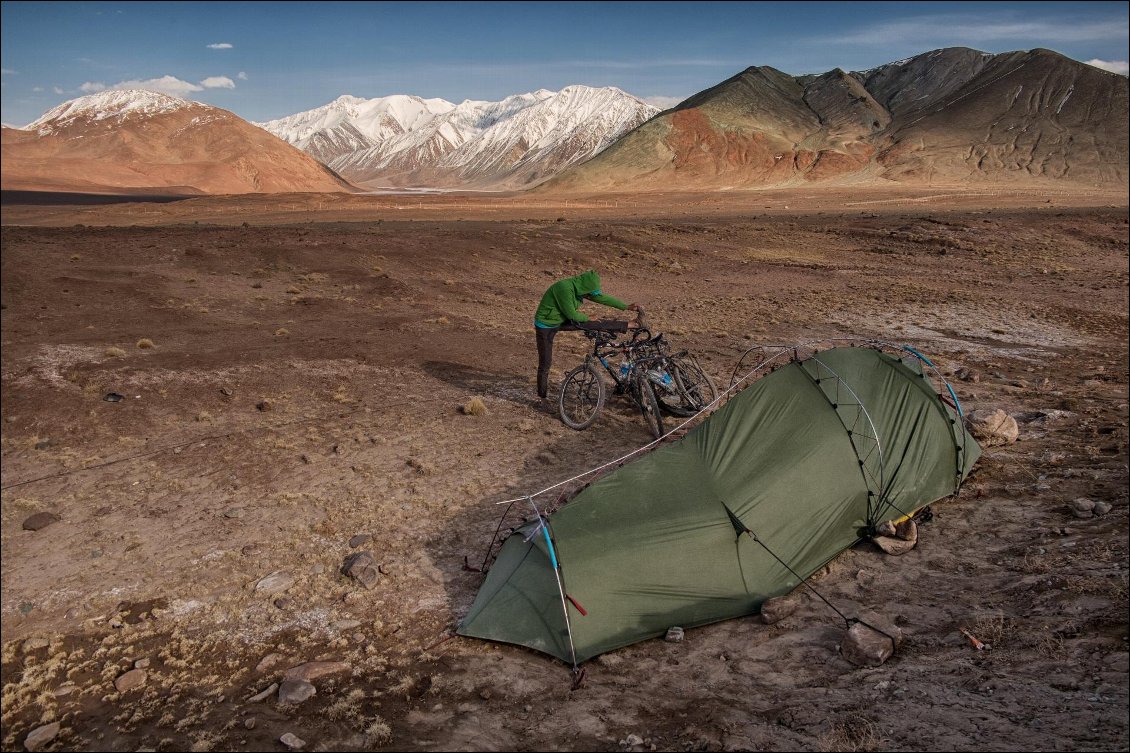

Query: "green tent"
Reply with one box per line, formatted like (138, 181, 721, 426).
(458, 346, 980, 665)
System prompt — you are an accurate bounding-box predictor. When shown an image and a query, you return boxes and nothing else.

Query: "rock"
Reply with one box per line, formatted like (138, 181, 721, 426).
(279, 732, 307, 749)
(841, 618, 903, 667)
(274, 598, 292, 609)
(341, 551, 380, 589)
(22, 637, 50, 652)
(760, 596, 798, 624)
(22, 512, 60, 531)
(53, 684, 76, 698)
(256, 400, 272, 412)
(34, 438, 51, 450)
(134, 658, 150, 669)
(223, 507, 245, 519)
(954, 367, 980, 383)
(966, 409, 1019, 446)
(278, 680, 316, 705)
(310, 563, 325, 575)
(255, 653, 285, 673)
(283, 661, 350, 683)
(665, 626, 684, 643)
(114, 668, 147, 693)
(348, 534, 371, 548)
(332, 619, 362, 631)
(1094, 500, 1113, 516)
(255, 571, 294, 595)
(1070, 498, 1096, 519)
(479, 688, 492, 700)
(244, 717, 257, 730)
(247, 682, 278, 703)
(624, 733, 644, 747)
(23, 722, 61, 752)
(873, 519, 919, 555)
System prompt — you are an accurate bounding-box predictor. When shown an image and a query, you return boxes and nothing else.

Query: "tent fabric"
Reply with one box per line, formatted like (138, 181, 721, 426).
(458, 346, 980, 664)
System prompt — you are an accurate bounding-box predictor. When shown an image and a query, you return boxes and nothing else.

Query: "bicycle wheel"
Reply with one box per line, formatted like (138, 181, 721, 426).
(652, 358, 693, 417)
(630, 372, 665, 439)
(669, 356, 718, 416)
(559, 362, 606, 430)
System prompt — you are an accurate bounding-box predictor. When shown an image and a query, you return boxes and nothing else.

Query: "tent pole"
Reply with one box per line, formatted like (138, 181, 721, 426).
(528, 498, 580, 675)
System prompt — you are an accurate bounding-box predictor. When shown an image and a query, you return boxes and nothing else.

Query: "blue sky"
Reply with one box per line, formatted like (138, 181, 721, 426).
(2, 1, 1127, 126)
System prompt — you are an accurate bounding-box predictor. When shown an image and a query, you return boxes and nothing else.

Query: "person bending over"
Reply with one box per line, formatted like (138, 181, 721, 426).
(534, 268, 639, 400)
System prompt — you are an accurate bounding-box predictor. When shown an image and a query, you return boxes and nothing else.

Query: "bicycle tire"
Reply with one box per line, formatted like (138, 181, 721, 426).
(559, 362, 606, 430)
(668, 356, 718, 416)
(630, 372, 665, 439)
(654, 358, 694, 417)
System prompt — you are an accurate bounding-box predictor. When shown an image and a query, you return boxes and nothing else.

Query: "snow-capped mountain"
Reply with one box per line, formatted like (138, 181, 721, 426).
(257, 86, 658, 189)
(5, 90, 354, 195)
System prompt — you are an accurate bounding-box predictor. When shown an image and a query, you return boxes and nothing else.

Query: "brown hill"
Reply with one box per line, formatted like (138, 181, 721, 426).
(1, 90, 356, 195)
(547, 48, 1129, 191)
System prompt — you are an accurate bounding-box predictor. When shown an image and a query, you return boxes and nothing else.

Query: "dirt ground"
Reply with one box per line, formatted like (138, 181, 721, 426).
(1, 185, 1127, 752)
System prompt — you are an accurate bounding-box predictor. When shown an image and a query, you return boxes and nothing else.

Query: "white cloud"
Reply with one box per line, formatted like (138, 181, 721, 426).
(76, 73, 239, 97)
(1, 68, 16, 75)
(1086, 58, 1129, 75)
(642, 95, 683, 110)
(819, 15, 1128, 48)
(237, 71, 248, 80)
(207, 42, 233, 49)
(32, 86, 43, 92)
(53, 86, 65, 95)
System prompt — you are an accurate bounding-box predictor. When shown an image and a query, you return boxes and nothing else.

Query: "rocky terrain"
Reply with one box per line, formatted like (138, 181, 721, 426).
(1, 185, 1126, 751)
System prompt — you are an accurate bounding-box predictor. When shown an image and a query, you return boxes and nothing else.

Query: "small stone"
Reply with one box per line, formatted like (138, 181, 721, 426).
(255, 652, 284, 673)
(283, 661, 350, 683)
(114, 668, 147, 693)
(348, 534, 372, 548)
(134, 658, 150, 669)
(247, 682, 278, 703)
(873, 519, 919, 555)
(255, 570, 294, 595)
(241, 544, 260, 556)
(1070, 498, 1096, 519)
(34, 438, 51, 450)
(625, 734, 644, 747)
(22, 512, 60, 531)
(1093, 501, 1113, 516)
(53, 684, 76, 698)
(341, 551, 380, 589)
(966, 408, 1019, 446)
(223, 507, 245, 519)
(279, 732, 306, 749)
(479, 688, 492, 700)
(278, 680, 316, 705)
(220, 387, 233, 397)
(23, 722, 61, 752)
(256, 400, 272, 412)
(760, 596, 798, 624)
(310, 563, 325, 575)
(274, 598, 292, 609)
(352, 633, 366, 643)
(665, 627, 684, 643)
(244, 717, 257, 730)
(841, 618, 903, 667)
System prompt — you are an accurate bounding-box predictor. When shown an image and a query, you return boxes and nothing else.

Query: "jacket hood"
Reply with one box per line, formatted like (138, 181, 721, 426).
(572, 269, 602, 295)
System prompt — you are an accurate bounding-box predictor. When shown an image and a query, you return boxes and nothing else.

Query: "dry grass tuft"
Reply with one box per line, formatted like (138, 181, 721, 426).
(461, 397, 488, 416)
(364, 716, 393, 746)
(817, 717, 883, 752)
(104, 346, 127, 358)
(136, 338, 155, 349)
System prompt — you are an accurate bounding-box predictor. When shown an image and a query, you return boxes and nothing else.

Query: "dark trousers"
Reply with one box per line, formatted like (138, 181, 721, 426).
(536, 320, 628, 399)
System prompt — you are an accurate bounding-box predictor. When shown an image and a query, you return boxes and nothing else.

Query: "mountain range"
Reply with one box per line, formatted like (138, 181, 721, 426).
(548, 47, 1128, 190)
(255, 86, 658, 189)
(1, 47, 1125, 196)
(1, 90, 352, 195)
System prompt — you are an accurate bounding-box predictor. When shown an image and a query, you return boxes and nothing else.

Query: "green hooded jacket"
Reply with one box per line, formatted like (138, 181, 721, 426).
(534, 270, 626, 328)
